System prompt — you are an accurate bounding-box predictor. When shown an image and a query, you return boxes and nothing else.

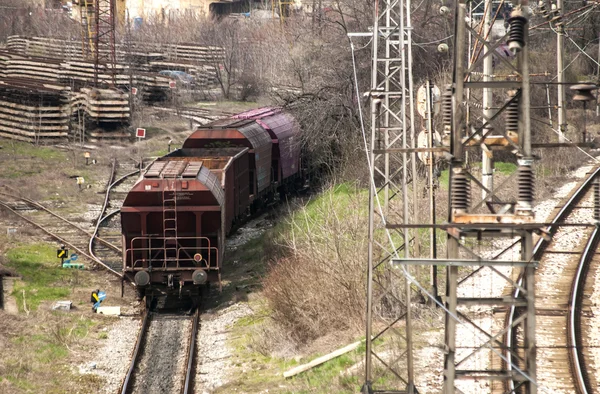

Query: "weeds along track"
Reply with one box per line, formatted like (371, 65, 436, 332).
(121, 309, 200, 394)
(502, 165, 600, 393)
(0, 183, 122, 275)
(0, 157, 141, 278)
(89, 159, 141, 274)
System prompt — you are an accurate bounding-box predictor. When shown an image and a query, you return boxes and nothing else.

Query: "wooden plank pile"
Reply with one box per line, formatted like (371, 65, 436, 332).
(6, 35, 223, 85)
(0, 35, 227, 143)
(0, 50, 171, 93)
(0, 78, 71, 142)
(72, 88, 130, 122)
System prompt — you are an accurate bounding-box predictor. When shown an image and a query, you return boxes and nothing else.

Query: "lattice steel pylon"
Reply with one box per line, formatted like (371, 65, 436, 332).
(93, 0, 117, 87)
(79, 0, 117, 87)
(80, 0, 95, 59)
(440, 0, 537, 392)
(363, 0, 418, 390)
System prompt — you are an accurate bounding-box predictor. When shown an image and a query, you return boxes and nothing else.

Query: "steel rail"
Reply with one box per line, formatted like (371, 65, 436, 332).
(182, 309, 200, 394)
(0, 189, 120, 253)
(89, 159, 118, 260)
(120, 308, 150, 394)
(89, 159, 140, 275)
(568, 225, 598, 394)
(505, 164, 600, 392)
(0, 198, 123, 277)
(96, 168, 140, 226)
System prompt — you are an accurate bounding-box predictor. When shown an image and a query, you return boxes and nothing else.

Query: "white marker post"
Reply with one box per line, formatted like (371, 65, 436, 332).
(136, 127, 146, 143)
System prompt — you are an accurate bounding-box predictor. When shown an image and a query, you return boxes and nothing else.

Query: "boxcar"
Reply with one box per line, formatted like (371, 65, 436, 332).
(233, 107, 301, 185)
(120, 147, 249, 299)
(120, 107, 302, 302)
(183, 118, 272, 202)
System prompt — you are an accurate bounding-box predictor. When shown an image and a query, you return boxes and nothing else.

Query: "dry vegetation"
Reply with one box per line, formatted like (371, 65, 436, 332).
(264, 184, 368, 343)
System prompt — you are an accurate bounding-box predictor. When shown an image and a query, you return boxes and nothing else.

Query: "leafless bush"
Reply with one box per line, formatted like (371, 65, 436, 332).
(0, 0, 79, 41)
(263, 185, 368, 343)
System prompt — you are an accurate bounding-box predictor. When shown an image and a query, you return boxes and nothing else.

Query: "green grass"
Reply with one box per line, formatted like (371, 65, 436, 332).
(282, 182, 367, 233)
(495, 161, 517, 175)
(6, 243, 74, 311)
(438, 161, 516, 189)
(150, 149, 170, 157)
(1, 141, 66, 161)
(142, 126, 169, 139)
(226, 322, 366, 394)
(2, 315, 99, 391)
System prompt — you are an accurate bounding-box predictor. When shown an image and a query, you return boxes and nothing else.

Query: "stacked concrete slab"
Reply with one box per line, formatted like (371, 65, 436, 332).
(0, 79, 71, 142)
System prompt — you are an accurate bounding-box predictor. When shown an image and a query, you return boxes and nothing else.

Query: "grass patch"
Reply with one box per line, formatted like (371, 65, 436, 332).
(142, 126, 169, 139)
(437, 161, 516, 190)
(279, 182, 367, 234)
(1, 141, 66, 161)
(225, 320, 365, 394)
(495, 161, 517, 175)
(2, 314, 99, 392)
(6, 243, 74, 311)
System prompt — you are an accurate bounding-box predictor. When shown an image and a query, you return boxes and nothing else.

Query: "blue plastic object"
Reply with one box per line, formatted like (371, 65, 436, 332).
(93, 291, 106, 310)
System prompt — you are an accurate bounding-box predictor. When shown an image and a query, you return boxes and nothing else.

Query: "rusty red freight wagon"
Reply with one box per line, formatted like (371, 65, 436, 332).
(121, 147, 249, 298)
(183, 118, 272, 202)
(120, 107, 302, 303)
(233, 107, 301, 185)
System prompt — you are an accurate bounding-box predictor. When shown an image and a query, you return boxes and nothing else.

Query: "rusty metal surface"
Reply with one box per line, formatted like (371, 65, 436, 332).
(233, 107, 301, 181)
(185, 118, 272, 195)
(121, 147, 251, 284)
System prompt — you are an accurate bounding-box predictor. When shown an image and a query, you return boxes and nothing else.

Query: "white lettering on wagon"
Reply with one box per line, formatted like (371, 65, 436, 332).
(175, 192, 193, 201)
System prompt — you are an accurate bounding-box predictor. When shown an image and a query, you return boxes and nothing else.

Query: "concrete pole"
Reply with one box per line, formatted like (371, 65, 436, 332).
(445, 3, 467, 391)
(427, 81, 438, 302)
(521, 17, 537, 394)
(557, 0, 567, 142)
(482, 0, 494, 199)
(400, 0, 415, 389)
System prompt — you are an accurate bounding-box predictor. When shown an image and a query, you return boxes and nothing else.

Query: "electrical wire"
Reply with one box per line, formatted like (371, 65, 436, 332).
(349, 39, 538, 388)
(414, 34, 454, 45)
(565, 32, 600, 67)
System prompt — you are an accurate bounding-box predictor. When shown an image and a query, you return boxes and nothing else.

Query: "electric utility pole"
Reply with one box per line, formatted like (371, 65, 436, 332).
(482, 0, 494, 198)
(557, 0, 567, 141)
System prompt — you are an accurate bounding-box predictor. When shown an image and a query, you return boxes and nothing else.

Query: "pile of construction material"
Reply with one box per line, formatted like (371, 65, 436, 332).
(0, 78, 70, 142)
(6, 35, 222, 88)
(0, 50, 171, 92)
(0, 36, 226, 143)
(6, 35, 225, 63)
(0, 79, 134, 142)
(73, 88, 130, 122)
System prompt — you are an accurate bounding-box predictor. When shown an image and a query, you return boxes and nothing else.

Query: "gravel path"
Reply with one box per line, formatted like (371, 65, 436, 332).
(83, 317, 141, 394)
(131, 314, 192, 394)
(194, 302, 253, 393)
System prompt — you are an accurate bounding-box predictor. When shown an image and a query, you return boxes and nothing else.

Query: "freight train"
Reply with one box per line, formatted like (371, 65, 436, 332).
(120, 107, 302, 303)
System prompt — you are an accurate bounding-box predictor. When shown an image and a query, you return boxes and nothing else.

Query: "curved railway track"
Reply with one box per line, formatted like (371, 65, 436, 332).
(120, 308, 200, 394)
(90, 159, 141, 273)
(503, 165, 600, 393)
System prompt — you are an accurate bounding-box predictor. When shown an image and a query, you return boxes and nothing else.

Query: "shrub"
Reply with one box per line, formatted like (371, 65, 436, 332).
(263, 184, 368, 344)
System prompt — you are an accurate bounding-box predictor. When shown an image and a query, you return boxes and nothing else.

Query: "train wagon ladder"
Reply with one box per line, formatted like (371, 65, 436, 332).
(161, 176, 179, 266)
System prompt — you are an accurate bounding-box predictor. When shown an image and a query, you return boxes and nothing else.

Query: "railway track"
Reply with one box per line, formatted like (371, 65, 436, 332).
(121, 308, 200, 394)
(0, 183, 123, 276)
(90, 158, 141, 273)
(0, 157, 142, 278)
(503, 165, 600, 393)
